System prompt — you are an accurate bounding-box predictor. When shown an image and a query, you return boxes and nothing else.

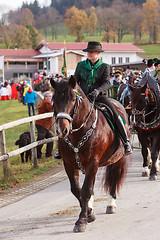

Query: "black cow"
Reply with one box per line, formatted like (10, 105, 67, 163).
(15, 132, 31, 163)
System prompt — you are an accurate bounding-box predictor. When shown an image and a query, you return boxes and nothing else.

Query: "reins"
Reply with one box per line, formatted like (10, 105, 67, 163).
(132, 86, 159, 127)
(71, 98, 96, 133)
(64, 108, 98, 174)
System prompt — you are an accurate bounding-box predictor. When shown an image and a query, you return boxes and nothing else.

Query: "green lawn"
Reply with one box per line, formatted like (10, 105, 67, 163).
(137, 44, 160, 59)
(0, 99, 60, 191)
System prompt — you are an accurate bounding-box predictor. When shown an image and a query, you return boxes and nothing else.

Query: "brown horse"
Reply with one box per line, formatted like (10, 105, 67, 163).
(129, 82, 160, 179)
(50, 76, 129, 232)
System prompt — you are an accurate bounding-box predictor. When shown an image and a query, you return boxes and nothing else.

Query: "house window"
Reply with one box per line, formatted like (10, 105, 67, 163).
(126, 57, 129, 63)
(27, 62, 37, 65)
(9, 62, 25, 65)
(119, 57, 123, 64)
(39, 62, 43, 69)
(13, 73, 18, 78)
(112, 57, 116, 64)
(13, 72, 33, 78)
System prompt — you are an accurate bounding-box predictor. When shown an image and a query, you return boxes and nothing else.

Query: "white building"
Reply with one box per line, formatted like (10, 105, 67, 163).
(34, 41, 144, 75)
(0, 41, 145, 81)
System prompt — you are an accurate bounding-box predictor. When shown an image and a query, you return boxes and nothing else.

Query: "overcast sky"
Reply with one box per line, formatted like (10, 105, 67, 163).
(0, 0, 51, 13)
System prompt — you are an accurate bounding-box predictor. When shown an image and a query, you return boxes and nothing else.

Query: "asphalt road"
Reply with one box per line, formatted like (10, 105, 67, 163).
(1, 135, 160, 240)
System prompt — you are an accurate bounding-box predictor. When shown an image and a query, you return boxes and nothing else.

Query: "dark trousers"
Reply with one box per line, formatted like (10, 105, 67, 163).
(96, 95, 118, 122)
(36, 124, 53, 158)
(27, 103, 35, 116)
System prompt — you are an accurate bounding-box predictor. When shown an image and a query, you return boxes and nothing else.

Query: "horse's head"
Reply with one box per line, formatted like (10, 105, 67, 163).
(50, 75, 84, 138)
(129, 82, 157, 124)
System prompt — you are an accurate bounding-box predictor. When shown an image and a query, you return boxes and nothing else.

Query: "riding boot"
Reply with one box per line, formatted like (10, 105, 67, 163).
(115, 115, 132, 156)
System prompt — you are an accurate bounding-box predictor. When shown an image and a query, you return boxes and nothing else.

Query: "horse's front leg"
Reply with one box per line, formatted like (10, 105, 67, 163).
(63, 161, 82, 205)
(149, 144, 159, 180)
(73, 162, 98, 233)
(142, 147, 150, 177)
(138, 133, 150, 176)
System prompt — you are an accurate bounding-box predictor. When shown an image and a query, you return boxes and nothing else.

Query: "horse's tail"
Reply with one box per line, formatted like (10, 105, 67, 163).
(103, 156, 128, 195)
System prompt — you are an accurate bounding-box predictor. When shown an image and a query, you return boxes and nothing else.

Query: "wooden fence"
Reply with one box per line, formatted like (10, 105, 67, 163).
(0, 113, 58, 178)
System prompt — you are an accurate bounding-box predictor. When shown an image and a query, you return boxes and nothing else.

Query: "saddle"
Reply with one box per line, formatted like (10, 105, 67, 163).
(95, 102, 126, 131)
(94, 102, 125, 166)
(95, 102, 115, 130)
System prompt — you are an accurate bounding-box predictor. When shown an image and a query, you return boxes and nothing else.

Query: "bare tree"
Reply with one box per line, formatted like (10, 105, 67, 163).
(8, 8, 35, 26)
(111, 0, 132, 43)
(130, 6, 144, 43)
(46, 7, 63, 40)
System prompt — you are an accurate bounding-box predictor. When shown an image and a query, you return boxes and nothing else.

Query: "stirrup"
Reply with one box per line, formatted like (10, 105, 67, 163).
(124, 142, 132, 156)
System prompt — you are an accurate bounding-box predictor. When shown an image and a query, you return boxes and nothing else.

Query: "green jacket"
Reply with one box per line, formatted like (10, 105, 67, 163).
(74, 58, 110, 96)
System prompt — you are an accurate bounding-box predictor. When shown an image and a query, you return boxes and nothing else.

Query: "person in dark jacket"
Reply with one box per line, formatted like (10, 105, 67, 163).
(74, 41, 132, 155)
(35, 91, 53, 158)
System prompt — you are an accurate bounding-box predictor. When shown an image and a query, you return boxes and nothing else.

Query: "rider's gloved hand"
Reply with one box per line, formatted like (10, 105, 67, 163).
(88, 89, 100, 101)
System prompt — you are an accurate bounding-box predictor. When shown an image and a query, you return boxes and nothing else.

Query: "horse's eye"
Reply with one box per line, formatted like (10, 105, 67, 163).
(72, 98, 76, 102)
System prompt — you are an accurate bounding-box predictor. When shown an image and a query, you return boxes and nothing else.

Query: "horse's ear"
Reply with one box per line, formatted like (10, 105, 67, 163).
(50, 77, 56, 89)
(69, 75, 76, 89)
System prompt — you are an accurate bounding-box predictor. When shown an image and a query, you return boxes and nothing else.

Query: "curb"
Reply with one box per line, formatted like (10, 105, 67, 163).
(0, 170, 67, 208)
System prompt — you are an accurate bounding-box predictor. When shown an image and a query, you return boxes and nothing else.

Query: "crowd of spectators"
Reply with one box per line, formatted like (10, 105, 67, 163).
(0, 80, 19, 101)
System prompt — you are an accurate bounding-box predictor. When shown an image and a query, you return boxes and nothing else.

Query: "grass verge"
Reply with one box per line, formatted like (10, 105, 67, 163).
(0, 99, 61, 192)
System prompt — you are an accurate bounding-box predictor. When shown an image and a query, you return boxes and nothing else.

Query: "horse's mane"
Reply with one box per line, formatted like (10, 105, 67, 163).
(55, 77, 88, 100)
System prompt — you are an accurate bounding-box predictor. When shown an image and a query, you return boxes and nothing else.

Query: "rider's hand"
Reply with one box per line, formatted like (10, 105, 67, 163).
(88, 89, 100, 101)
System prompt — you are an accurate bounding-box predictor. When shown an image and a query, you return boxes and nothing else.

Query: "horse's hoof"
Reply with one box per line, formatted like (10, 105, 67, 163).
(106, 206, 116, 214)
(142, 171, 149, 177)
(87, 213, 96, 223)
(149, 175, 157, 181)
(142, 167, 149, 177)
(73, 224, 86, 233)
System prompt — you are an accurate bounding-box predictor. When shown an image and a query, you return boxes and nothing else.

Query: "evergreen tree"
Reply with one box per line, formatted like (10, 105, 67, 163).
(30, 0, 41, 17)
(21, 1, 30, 9)
(22, 0, 41, 17)
(26, 24, 39, 48)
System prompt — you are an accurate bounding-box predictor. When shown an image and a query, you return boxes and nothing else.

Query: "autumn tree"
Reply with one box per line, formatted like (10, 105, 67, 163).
(89, 6, 97, 36)
(0, 24, 32, 49)
(64, 6, 89, 42)
(8, 8, 35, 26)
(142, 0, 160, 43)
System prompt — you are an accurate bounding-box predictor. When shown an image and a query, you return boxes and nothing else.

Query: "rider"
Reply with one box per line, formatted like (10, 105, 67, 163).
(142, 59, 156, 78)
(74, 41, 132, 156)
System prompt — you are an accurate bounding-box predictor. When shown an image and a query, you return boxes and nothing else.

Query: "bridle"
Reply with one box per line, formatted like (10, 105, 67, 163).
(132, 88, 158, 126)
(54, 90, 98, 174)
(55, 90, 96, 133)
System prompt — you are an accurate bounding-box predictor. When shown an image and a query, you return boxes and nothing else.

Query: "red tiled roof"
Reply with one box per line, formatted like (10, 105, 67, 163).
(39, 42, 144, 52)
(5, 58, 43, 62)
(0, 49, 40, 58)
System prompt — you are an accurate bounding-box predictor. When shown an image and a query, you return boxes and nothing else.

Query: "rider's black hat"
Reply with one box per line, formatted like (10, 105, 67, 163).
(83, 41, 104, 52)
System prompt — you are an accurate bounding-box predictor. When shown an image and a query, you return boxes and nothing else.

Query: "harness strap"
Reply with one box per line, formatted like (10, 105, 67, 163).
(56, 112, 73, 122)
(64, 109, 98, 174)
